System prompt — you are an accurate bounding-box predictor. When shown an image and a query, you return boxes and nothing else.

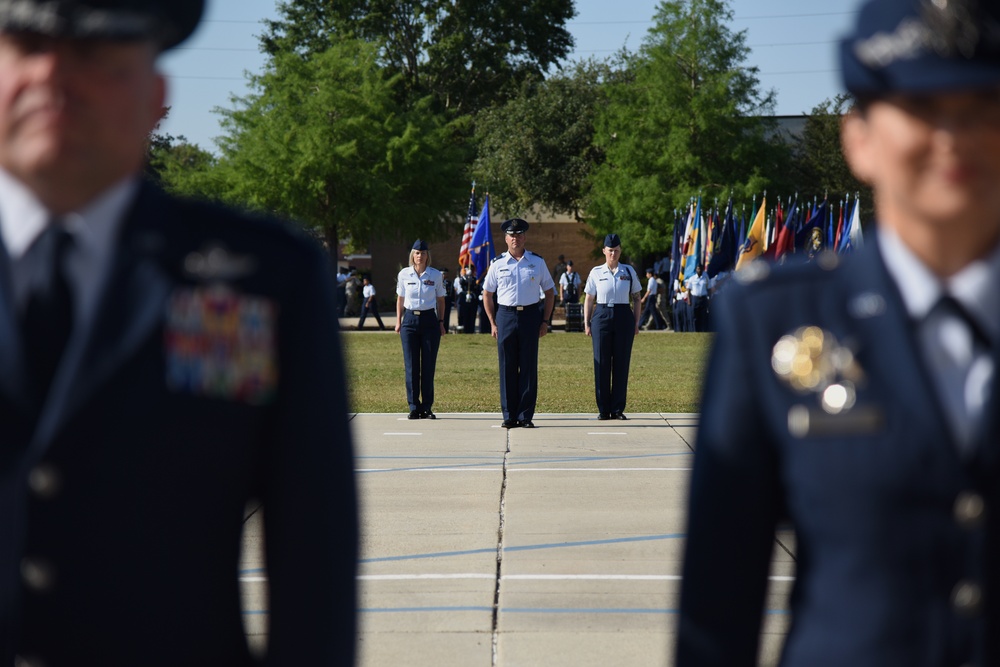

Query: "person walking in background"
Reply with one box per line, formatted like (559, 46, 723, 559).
(583, 234, 641, 420)
(357, 275, 386, 330)
(0, 1, 358, 663)
(344, 269, 361, 317)
(677, 0, 1000, 664)
(482, 219, 555, 428)
(395, 240, 446, 419)
(639, 267, 668, 330)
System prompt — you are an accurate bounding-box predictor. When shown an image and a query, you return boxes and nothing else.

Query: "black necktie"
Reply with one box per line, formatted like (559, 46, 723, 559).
(21, 224, 74, 405)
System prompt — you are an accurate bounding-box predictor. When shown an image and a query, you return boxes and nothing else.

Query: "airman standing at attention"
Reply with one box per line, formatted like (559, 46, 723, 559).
(482, 218, 555, 428)
(583, 234, 641, 420)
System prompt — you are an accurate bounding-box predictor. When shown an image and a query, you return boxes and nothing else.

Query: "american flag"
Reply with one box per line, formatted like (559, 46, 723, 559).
(458, 182, 476, 267)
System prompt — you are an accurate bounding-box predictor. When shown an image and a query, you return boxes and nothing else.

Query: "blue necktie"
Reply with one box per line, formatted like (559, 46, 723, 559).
(21, 224, 74, 407)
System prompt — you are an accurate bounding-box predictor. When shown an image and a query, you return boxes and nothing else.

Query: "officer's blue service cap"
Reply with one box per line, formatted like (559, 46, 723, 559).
(645, 267, 654, 273)
(412, 239, 429, 251)
(0, 0, 205, 49)
(841, 0, 1000, 95)
(604, 234, 621, 248)
(501, 218, 529, 234)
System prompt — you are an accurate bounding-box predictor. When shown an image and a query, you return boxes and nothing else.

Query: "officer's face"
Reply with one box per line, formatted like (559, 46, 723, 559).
(603, 246, 621, 263)
(0, 32, 164, 211)
(842, 88, 1000, 238)
(505, 231, 525, 253)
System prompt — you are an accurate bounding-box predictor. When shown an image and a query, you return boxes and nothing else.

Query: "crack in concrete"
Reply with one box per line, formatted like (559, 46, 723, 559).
(491, 432, 512, 666)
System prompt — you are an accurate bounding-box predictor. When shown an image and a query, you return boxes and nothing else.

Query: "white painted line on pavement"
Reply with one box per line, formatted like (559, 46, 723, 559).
(587, 432, 627, 435)
(357, 467, 693, 472)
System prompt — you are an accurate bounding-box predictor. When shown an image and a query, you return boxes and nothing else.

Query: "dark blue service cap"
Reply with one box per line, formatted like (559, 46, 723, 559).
(501, 218, 529, 234)
(412, 239, 428, 251)
(0, 0, 205, 49)
(604, 234, 621, 248)
(645, 267, 654, 274)
(841, 0, 1000, 96)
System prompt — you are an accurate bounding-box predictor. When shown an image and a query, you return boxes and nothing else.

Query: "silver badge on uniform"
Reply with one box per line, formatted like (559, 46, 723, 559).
(165, 284, 279, 405)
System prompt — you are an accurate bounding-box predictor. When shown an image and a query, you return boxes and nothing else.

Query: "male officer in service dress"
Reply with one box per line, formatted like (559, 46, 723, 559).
(0, 1, 358, 665)
(482, 218, 555, 428)
(677, 1, 1000, 665)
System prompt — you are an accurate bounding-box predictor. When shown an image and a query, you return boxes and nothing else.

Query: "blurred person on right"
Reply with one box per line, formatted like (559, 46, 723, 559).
(676, 1, 1000, 665)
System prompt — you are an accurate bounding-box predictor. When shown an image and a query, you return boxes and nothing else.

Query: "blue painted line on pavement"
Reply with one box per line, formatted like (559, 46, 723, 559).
(360, 533, 685, 564)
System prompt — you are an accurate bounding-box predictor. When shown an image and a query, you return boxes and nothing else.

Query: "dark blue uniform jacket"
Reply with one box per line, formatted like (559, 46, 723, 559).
(677, 236, 1000, 667)
(0, 183, 358, 666)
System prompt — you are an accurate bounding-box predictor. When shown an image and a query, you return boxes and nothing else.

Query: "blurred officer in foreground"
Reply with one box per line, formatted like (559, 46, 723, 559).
(0, 1, 358, 664)
(395, 239, 446, 419)
(677, 0, 1000, 665)
(583, 234, 641, 420)
(482, 218, 554, 428)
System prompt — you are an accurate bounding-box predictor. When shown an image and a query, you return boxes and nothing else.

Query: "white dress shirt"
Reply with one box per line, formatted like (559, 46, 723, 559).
(0, 169, 138, 342)
(396, 266, 446, 310)
(879, 226, 1000, 448)
(584, 263, 641, 305)
(482, 251, 554, 306)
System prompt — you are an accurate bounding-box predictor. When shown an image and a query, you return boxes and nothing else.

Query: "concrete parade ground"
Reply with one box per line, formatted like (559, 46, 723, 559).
(240, 413, 795, 666)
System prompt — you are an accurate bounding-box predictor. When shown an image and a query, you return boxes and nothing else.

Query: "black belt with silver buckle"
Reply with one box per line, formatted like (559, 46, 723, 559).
(407, 308, 435, 315)
(500, 304, 538, 311)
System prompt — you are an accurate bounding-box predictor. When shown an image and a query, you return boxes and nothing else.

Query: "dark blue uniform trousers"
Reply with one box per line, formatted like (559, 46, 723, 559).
(497, 306, 542, 422)
(591, 304, 636, 415)
(400, 309, 441, 412)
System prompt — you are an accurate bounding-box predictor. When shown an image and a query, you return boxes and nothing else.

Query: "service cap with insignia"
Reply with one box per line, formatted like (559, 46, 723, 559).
(412, 239, 428, 251)
(604, 234, 621, 248)
(0, 0, 205, 50)
(841, 0, 1000, 95)
(501, 218, 529, 234)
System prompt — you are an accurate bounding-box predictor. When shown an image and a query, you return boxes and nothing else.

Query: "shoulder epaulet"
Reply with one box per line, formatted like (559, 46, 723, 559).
(492, 253, 506, 263)
(530, 251, 544, 260)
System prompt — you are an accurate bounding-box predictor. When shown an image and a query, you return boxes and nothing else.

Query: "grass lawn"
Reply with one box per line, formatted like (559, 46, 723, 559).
(342, 330, 713, 414)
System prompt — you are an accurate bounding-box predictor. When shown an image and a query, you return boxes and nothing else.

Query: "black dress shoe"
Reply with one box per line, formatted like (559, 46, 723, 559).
(520, 420, 535, 428)
(614, 413, 628, 420)
(408, 410, 420, 419)
(422, 411, 436, 419)
(598, 413, 611, 421)
(502, 420, 519, 428)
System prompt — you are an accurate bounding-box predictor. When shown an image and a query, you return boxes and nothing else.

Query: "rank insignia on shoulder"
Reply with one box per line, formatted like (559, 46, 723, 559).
(165, 285, 279, 405)
(772, 326, 867, 416)
(184, 242, 258, 282)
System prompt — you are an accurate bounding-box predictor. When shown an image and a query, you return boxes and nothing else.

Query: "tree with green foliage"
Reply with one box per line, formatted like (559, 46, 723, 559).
(791, 93, 873, 219)
(585, 0, 790, 256)
(260, 0, 576, 115)
(190, 37, 467, 257)
(146, 132, 217, 190)
(473, 58, 628, 221)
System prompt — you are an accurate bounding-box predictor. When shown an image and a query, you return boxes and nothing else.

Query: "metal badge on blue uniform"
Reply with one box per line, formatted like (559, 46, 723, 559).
(772, 326, 883, 437)
(165, 284, 278, 405)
